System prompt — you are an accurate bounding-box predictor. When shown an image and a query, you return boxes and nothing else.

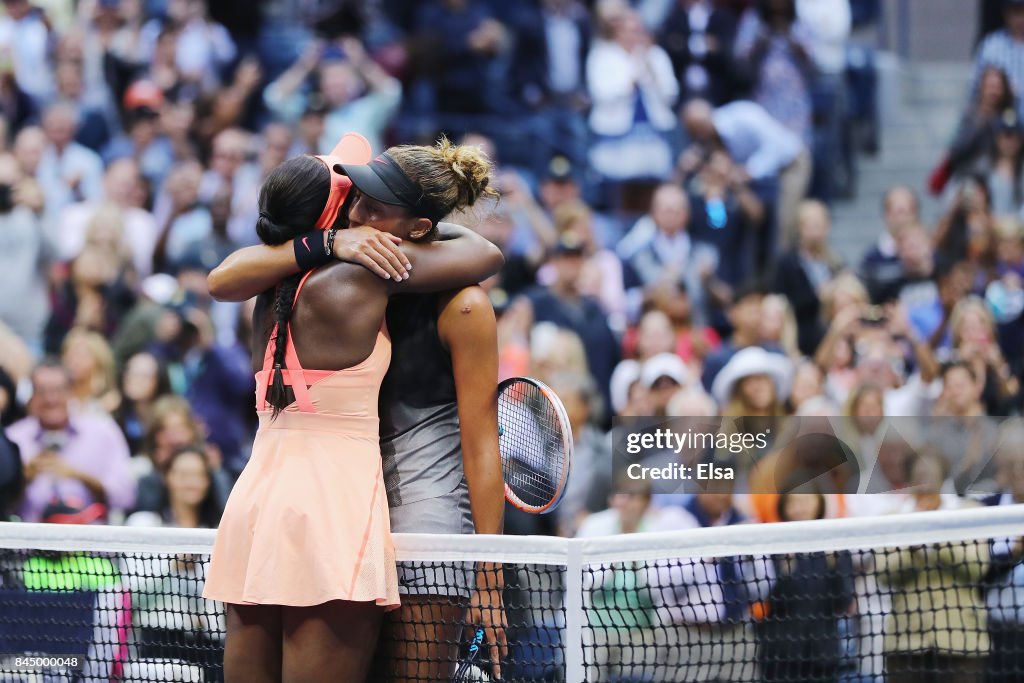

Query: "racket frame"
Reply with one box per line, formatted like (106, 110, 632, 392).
(496, 376, 574, 514)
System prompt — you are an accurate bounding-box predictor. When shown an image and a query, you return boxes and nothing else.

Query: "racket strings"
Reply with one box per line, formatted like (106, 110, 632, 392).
(498, 382, 568, 511)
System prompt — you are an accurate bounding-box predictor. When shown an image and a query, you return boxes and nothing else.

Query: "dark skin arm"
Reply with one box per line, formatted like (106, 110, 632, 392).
(208, 223, 503, 302)
(437, 285, 508, 676)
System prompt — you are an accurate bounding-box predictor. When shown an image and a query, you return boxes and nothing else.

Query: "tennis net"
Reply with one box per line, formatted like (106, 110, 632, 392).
(0, 504, 1022, 682)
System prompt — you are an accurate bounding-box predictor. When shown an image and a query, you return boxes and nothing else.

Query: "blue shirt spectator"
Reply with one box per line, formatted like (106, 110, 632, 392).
(618, 183, 719, 326)
(973, 0, 1024, 118)
(524, 238, 621, 416)
(412, 0, 507, 115)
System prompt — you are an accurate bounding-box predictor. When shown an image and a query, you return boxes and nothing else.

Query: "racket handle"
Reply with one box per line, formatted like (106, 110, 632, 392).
(451, 627, 486, 682)
(468, 626, 485, 655)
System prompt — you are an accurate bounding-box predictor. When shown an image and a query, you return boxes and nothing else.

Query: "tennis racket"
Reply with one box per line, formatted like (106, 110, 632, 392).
(452, 377, 573, 682)
(497, 376, 574, 514)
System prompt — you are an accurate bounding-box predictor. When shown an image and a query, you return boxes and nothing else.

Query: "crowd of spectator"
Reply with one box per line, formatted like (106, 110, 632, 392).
(0, 0, 1020, 680)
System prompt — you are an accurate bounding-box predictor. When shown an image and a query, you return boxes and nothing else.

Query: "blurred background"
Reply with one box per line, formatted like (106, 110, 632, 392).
(1, 2, 1024, 682)
(0, 0, 1020, 541)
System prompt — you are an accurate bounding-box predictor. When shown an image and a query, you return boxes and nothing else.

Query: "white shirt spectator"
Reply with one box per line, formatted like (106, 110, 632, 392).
(0, 205, 49, 348)
(140, 16, 236, 91)
(545, 13, 584, 94)
(883, 373, 942, 417)
(796, 0, 852, 75)
(163, 207, 213, 268)
(320, 83, 402, 163)
(586, 40, 679, 136)
(0, 8, 52, 101)
(37, 143, 105, 224)
(576, 504, 690, 538)
(712, 101, 804, 179)
(645, 506, 772, 625)
(59, 202, 159, 278)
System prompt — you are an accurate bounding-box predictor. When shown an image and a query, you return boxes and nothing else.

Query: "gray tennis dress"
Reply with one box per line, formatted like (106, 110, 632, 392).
(379, 293, 475, 595)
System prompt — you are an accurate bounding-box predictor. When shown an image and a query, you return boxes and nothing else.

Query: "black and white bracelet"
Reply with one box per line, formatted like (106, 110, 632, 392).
(325, 227, 338, 258)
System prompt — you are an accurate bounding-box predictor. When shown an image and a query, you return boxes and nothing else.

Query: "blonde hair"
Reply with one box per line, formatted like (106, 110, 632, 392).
(389, 136, 498, 226)
(61, 328, 117, 402)
(995, 215, 1024, 241)
(594, 0, 631, 38)
(84, 203, 131, 268)
(762, 293, 800, 358)
(949, 295, 996, 348)
(723, 392, 786, 419)
(553, 200, 592, 234)
(821, 271, 869, 320)
(843, 380, 884, 418)
(529, 323, 589, 382)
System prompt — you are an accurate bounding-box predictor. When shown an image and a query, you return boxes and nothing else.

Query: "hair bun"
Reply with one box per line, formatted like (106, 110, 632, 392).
(435, 136, 496, 207)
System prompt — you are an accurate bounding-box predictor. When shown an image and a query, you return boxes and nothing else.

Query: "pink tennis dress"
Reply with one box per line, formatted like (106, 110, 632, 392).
(204, 272, 399, 609)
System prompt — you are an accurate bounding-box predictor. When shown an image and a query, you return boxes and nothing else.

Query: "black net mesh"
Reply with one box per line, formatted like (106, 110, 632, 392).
(0, 526, 1022, 682)
(581, 540, 1024, 683)
(0, 550, 565, 682)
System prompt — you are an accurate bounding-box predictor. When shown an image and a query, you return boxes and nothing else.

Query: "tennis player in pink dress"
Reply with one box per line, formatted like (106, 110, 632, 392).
(203, 134, 503, 682)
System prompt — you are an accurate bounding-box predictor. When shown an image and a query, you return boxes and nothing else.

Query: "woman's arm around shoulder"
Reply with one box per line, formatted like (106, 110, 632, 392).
(393, 223, 504, 295)
(208, 223, 502, 301)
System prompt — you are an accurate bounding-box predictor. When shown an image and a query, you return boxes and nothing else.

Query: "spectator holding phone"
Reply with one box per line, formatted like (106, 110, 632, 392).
(949, 296, 1020, 413)
(934, 177, 999, 294)
(6, 358, 136, 523)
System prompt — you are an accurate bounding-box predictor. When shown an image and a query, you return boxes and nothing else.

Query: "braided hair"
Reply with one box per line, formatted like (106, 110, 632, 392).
(255, 156, 332, 417)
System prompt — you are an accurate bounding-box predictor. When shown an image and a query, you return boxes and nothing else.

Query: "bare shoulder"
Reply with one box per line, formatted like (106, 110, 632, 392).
(439, 285, 493, 316)
(438, 286, 496, 347)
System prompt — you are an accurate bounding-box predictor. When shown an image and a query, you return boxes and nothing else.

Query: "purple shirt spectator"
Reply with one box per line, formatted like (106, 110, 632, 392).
(6, 362, 135, 523)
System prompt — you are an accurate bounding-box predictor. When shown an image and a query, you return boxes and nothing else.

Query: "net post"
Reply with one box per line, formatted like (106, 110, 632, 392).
(564, 539, 585, 683)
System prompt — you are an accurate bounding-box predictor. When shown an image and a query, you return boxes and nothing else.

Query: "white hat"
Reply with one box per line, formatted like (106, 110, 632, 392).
(710, 346, 792, 406)
(610, 359, 642, 414)
(640, 352, 690, 388)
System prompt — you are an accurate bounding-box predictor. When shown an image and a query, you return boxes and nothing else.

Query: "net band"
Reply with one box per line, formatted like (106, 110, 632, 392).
(1, 505, 1022, 560)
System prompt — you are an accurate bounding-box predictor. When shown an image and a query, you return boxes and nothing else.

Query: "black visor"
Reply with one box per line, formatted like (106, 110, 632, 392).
(336, 153, 446, 224)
